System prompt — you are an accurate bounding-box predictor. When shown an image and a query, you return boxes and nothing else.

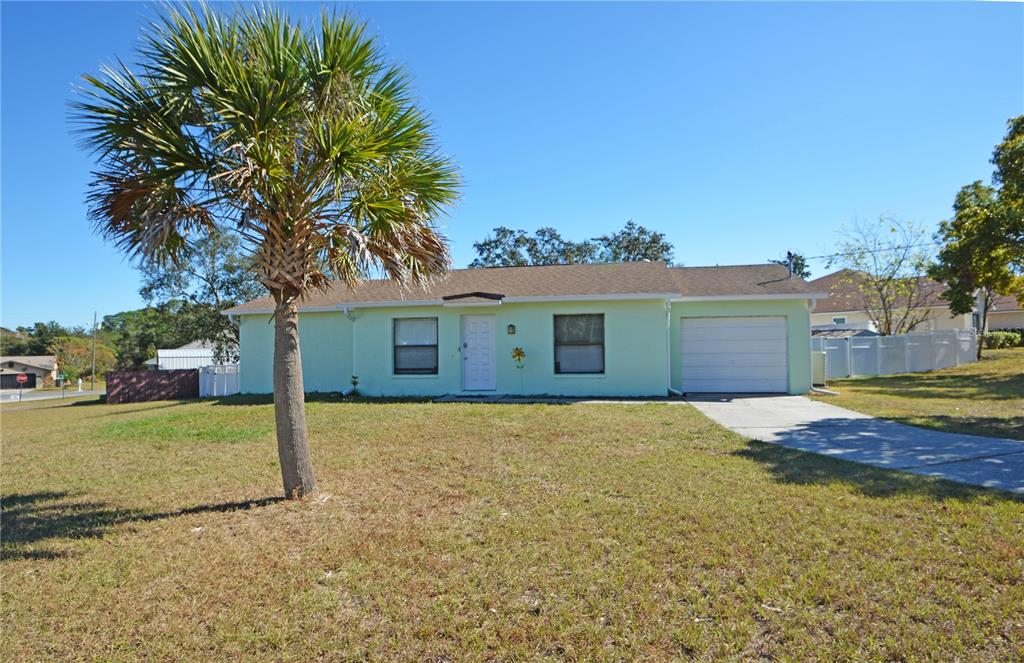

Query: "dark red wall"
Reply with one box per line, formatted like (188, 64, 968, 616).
(106, 370, 199, 404)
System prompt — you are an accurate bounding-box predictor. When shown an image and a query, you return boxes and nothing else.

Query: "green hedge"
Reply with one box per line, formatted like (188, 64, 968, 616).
(983, 330, 1022, 349)
(989, 328, 1024, 346)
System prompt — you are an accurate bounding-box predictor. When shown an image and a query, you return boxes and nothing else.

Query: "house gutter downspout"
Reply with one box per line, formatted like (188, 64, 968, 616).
(342, 306, 357, 394)
(807, 297, 818, 393)
(666, 299, 682, 397)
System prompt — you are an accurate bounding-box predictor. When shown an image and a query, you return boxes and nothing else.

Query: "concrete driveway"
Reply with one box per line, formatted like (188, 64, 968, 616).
(688, 395, 1024, 494)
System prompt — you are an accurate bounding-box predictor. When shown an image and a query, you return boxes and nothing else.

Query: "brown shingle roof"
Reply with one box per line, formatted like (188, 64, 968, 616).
(1, 355, 57, 371)
(991, 293, 1022, 312)
(808, 269, 948, 314)
(669, 263, 820, 297)
(225, 261, 822, 314)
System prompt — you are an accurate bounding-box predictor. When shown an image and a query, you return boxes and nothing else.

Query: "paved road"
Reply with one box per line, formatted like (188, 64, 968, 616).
(688, 395, 1024, 494)
(1, 389, 104, 403)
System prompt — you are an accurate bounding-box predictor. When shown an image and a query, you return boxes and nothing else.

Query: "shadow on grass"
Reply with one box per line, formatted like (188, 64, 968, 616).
(210, 393, 677, 407)
(211, 393, 435, 406)
(734, 441, 1023, 502)
(1, 491, 284, 561)
(831, 371, 1023, 401)
(876, 414, 1024, 442)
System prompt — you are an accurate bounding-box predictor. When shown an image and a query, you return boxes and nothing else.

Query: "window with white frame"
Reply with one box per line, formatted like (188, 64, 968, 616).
(393, 318, 438, 375)
(832, 316, 847, 325)
(554, 314, 604, 374)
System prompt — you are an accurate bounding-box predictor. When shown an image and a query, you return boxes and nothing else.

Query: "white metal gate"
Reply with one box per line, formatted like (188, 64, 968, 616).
(199, 365, 240, 397)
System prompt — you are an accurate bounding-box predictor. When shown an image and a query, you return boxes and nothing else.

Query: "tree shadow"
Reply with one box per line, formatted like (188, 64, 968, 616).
(734, 441, 1024, 502)
(876, 414, 1024, 442)
(1, 491, 284, 561)
(210, 393, 678, 407)
(832, 371, 1023, 401)
(210, 393, 435, 406)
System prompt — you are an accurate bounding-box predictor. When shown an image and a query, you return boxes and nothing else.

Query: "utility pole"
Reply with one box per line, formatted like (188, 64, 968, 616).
(91, 311, 97, 391)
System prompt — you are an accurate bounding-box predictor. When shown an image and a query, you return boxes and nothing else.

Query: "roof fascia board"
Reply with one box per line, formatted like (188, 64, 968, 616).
(672, 293, 827, 302)
(225, 293, 680, 315)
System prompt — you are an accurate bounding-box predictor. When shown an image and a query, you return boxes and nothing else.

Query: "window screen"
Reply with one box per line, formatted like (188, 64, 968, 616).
(554, 314, 604, 374)
(394, 318, 438, 374)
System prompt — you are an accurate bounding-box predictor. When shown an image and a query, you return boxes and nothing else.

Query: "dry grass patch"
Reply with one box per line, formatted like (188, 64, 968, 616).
(2, 397, 1022, 660)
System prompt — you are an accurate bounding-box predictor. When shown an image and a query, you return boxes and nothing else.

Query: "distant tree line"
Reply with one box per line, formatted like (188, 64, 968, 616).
(1, 227, 262, 374)
(469, 221, 675, 267)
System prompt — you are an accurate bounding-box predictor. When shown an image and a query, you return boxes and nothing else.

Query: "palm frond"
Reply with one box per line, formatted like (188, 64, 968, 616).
(72, 3, 460, 300)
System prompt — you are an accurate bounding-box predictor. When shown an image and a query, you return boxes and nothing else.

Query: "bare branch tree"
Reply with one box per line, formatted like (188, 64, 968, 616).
(828, 217, 937, 335)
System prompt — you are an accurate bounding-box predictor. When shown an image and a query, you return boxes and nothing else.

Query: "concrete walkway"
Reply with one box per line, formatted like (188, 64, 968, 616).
(688, 395, 1024, 494)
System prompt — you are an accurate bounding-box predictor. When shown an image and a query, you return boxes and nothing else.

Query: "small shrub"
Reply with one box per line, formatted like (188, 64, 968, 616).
(990, 327, 1024, 346)
(983, 331, 1022, 349)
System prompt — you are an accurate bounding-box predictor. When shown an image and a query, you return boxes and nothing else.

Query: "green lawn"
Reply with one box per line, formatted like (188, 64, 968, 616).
(2, 397, 1022, 660)
(811, 347, 1024, 440)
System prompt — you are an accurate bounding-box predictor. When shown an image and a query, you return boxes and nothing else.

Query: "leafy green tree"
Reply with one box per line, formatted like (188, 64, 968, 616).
(593, 221, 673, 263)
(769, 251, 810, 279)
(101, 304, 194, 369)
(74, 6, 458, 499)
(0, 328, 30, 355)
(527, 227, 597, 265)
(992, 115, 1024, 271)
(469, 227, 596, 267)
(470, 227, 531, 267)
(470, 221, 672, 267)
(139, 226, 263, 361)
(9, 322, 85, 355)
(930, 183, 1021, 357)
(50, 336, 117, 381)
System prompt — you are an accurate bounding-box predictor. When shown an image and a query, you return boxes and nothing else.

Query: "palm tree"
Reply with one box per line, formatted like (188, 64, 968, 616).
(72, 5, 459, 499)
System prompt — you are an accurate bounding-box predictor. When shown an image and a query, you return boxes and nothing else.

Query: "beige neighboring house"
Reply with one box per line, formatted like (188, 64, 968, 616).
(988, 294, 1024, 330)
(0, 355, 58, 389)
(809, 269, 973, 333)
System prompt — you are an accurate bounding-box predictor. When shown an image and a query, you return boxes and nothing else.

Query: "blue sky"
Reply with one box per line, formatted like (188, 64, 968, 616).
(2, 1, 1021, 329)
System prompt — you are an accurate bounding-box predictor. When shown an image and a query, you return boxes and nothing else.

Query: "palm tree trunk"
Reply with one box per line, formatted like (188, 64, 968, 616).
(273, 297, 318, 499)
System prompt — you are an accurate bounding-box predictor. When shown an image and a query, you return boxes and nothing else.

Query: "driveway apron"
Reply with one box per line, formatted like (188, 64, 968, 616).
(687, 395, 1024, 493)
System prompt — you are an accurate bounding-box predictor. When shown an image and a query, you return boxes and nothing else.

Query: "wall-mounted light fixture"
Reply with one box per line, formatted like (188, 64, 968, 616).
(507, 324, 516, 335)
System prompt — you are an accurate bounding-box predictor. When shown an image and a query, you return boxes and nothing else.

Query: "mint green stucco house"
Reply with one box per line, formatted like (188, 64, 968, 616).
(226, 261, 824, 397)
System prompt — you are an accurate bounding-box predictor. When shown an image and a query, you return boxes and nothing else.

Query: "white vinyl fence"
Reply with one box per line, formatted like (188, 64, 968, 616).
(811, 330, 976, 380)
(199, 365, 240, 397)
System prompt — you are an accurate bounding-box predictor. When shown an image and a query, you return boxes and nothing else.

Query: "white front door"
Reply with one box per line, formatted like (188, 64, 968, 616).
(680, 316, 789, 393)
(462, 315, 497, 391)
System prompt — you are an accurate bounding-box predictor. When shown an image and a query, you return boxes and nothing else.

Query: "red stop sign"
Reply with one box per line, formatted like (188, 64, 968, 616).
(15, 373, 28, 384)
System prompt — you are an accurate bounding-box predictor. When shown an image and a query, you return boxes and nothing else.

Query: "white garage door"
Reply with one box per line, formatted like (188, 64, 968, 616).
(681, 317, 788, 393)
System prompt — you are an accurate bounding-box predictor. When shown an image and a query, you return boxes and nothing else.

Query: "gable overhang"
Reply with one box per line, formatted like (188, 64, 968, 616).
(442, 291, 505, 307)
(443, 299, 503, 308)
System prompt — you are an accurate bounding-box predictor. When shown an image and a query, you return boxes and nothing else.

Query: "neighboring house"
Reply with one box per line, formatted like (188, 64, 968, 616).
(226, 261, 824, 396)
(809, 269, 974, 332)
(811, 328, 879, 339)
(988, 294, 1024, 330)
(0, 355, 58, 389)
(144, 340, 235, 370)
